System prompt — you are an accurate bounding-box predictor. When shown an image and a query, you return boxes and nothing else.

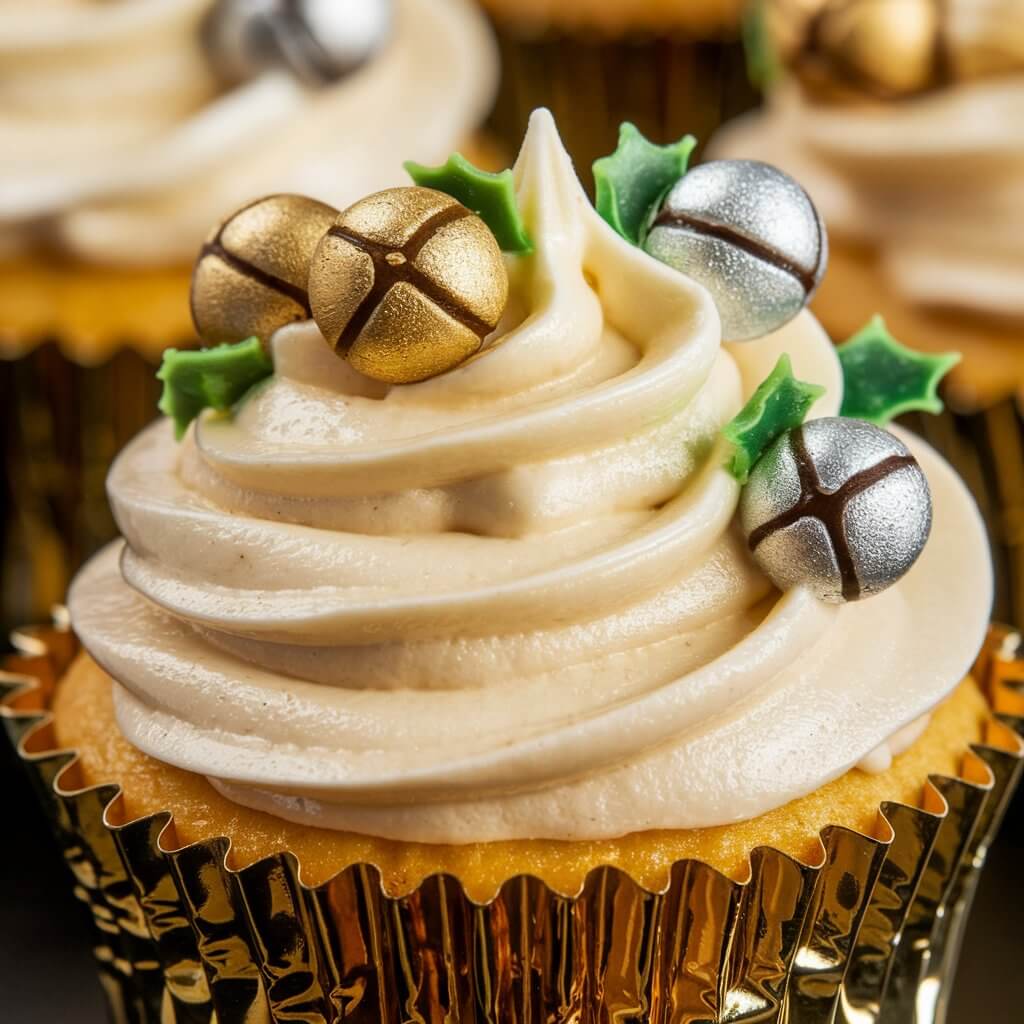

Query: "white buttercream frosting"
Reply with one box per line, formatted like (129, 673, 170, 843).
(856, 714, 931, 775)
(68, 111, 992, 843)
(0, 0, 496, 265)
(711, 78, 1024, 322)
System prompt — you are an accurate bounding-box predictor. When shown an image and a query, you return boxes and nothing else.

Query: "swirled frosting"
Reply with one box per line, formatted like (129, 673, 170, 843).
(68, 110, 992, 843)
(0, 0, 496, 265)
(711, 78, 1024, 323)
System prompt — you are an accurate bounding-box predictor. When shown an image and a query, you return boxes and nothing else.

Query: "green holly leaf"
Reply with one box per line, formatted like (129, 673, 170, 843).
(722, 354, 826, 483)
(404, 153, 532, 253)
(157, 337, 273, 440)
(592, 123, 697, 245)
(837, 316, 960, 425)
(743, 0, 781, 90)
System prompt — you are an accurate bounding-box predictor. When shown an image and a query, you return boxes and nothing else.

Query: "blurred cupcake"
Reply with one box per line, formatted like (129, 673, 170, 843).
(3, 109, 1022, 1023)
(0, 0, 499, 630)
(711, 0, 1024, 621)
(477, 0, 754, 192)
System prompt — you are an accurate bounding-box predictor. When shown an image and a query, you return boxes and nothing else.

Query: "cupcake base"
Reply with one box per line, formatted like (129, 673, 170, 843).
(3, 622, 1023, 1024)
(52, 650, 989, 899)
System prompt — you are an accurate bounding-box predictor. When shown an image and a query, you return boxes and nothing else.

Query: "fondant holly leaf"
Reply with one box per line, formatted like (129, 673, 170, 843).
(743, 0, 781, 90)
(405, 153, 532, 253)
(157, 336, 273, 440)
(837, 316, 960, 425)
(722, 354, 826, 483)
(592, 123, 696, 245)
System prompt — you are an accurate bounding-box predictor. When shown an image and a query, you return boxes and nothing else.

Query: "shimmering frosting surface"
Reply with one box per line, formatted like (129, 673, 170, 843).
(0, 0, 496, 264)
(711, 79, 1024, 323)
(69, 111, 992, 843)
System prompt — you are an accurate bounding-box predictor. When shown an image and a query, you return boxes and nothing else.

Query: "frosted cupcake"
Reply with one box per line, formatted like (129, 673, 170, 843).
(0, 0, 497, 277)
(0, 0, 498, 631)
(3, 110, 1021, 1023)
(711, 0, 1024, 620)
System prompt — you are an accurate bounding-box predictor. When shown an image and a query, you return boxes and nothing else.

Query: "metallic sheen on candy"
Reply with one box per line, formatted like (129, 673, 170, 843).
(190, 193, 338, 346)
(739, 417, 932, 603)
(309, 186, 508, 384)
(204, 0, 392, 87)
(643, 160, 827, 342)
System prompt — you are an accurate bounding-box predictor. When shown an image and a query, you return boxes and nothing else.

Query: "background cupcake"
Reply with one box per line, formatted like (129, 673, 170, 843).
(477, 0, 755, 193)
(0, 0, 499, 632)
(711, 0, 1024, 623)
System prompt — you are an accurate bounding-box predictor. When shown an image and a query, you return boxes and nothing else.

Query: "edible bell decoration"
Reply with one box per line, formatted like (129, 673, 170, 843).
(168, 115, 962, 614)
(203, 0, 393, 87)
(593, 122, 827, 341)
(308, 187, 508, 384)
(643, 160, 827, 341)
(721, 321, 959, 604)
(184, 151, 528, 401)
(191, 193, 338, 346)
(760, 0, 1024, 101)
(740, 417, 931, 603)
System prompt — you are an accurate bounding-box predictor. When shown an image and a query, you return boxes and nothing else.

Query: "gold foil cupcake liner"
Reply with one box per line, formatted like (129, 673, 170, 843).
(0, 345, 169, 633)
(3, 622, 1023, 1024)
(0, 255, 195, 633)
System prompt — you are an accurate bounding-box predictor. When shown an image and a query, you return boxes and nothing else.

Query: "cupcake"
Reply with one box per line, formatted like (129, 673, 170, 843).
(3, 110, 1022, 1023)
(477, 0, 754, 194)
(710, 0, 1024, 622)
(0, 0, 500, 632)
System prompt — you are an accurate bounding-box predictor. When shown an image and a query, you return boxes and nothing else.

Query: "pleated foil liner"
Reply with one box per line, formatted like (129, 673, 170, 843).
(0, 342, 178, 636)
(3, 622, 1023, 1024)
(0, 253, 198, 633)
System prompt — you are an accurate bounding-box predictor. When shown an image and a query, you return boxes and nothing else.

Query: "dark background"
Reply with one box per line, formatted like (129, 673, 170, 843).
(1, 729, 1021, 1022)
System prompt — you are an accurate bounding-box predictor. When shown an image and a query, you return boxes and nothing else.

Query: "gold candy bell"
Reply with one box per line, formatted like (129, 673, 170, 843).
(766, 0, 1024, 101)
(191, 193, 338, 345)
(309, 186, 509, 384)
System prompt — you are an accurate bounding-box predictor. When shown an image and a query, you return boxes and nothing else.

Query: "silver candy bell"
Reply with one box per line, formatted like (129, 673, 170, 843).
(739, 417, 932, 603)
(643, 160, 828, 342)
(204, 0, 393, 87)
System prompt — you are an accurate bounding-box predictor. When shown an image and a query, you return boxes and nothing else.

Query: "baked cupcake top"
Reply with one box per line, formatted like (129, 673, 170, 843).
(713, 2, 1024, 353)
(0, 0, 496, 265)
(68, 110, 990, 844)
